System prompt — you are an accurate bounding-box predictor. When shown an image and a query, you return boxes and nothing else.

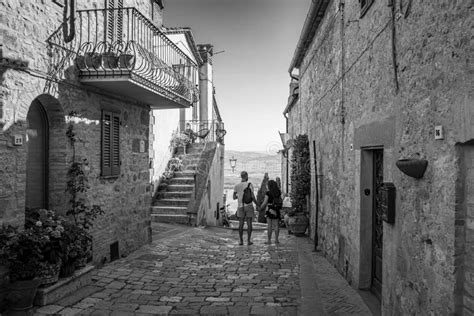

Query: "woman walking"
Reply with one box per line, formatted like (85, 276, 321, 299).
(258, 180, 283, 244)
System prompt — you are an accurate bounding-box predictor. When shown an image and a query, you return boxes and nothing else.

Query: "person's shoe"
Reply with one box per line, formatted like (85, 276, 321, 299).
(239, 241, 244, 246)
(248, 241, 254, 246)
(264, 241, 271, 245)
(275, 240, 280, 244)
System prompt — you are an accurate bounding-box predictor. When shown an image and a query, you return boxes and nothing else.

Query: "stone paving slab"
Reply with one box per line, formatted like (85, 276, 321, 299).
(30, 223, 372, 315)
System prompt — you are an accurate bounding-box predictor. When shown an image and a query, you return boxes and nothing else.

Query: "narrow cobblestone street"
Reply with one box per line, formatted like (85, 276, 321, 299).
(32, 224, 372, 315)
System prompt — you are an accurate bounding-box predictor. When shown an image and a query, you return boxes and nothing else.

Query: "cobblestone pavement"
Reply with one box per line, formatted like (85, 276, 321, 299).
(33, 223, 372, 315)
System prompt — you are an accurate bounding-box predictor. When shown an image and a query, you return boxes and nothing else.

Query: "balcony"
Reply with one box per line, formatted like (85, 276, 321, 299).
(48, 7, 199, 109)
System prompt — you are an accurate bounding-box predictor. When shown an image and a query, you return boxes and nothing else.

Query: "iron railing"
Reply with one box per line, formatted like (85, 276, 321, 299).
(47, 7, 199, 106)
(180, 120, 226, 144)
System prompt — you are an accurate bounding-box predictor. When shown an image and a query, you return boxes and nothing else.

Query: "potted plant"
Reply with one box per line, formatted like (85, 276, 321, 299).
(170, 130, 191, 155)
(0, 225, 45, 310)
(288, 134, 311, 235)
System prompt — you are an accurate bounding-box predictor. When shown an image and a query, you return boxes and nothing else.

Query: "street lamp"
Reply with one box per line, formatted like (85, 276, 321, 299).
(229, 155, 237, 173)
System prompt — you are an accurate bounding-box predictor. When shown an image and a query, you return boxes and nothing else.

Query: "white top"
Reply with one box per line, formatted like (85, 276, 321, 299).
(234, 181, 254, 207)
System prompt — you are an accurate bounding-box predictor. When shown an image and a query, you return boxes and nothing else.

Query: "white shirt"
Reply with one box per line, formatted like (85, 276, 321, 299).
(234, 181, 254, 207)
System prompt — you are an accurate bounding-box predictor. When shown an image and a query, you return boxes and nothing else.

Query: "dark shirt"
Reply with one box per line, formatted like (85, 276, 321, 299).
(265, 191, 281, 219)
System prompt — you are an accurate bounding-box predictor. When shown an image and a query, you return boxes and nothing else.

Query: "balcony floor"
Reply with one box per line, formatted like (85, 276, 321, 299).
(79, 73, 192, 110)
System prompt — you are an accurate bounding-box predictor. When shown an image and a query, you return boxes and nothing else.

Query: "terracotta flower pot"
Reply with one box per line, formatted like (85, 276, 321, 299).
(396, 158, 428, 179)
(119, 54, 135, 69)
(288, 212, 309, 236)
(59, 262, 76, 278)
(74, 55, 86, 70)
(8, 278, 41, 310)
(102, 53, 118, 68)
(38, 262, 61, 287)
(85, 53, 101, 69)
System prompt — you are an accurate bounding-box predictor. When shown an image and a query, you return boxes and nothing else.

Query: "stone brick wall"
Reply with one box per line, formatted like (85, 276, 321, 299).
(1, 0, 154, 263)
(289, 0, 473, 314)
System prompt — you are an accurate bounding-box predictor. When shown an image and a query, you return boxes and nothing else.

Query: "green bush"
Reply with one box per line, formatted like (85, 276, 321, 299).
(290, 134, 310, 212)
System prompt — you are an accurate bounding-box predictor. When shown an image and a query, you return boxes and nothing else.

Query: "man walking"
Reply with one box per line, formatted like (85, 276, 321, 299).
(233, 171, 259, 245)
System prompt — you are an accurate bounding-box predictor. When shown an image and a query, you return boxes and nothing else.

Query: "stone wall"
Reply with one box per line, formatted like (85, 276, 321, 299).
(289, 0, 473, 314)
(193, 143, 225, 227)
(0, 0, 154, 263)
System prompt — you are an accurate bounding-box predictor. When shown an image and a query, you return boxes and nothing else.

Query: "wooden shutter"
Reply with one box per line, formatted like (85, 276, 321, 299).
(102, 110, 120, 176)
(102, 111, 112, 176)
(111, 113, 120, 175)
(106, 0, 123, 43)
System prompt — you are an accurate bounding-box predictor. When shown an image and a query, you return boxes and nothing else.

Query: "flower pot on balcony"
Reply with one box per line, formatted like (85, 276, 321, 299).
(85, 53, 101, 69)
(8, 278, 41, 311)
(396, 158, 428, 179)
(74, 55, 87, 70)
(102, 52, 118, 68)
(119, 54, 135, 69)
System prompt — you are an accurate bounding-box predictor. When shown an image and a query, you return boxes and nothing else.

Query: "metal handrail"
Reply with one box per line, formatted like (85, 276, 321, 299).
(47, 7, 199, 105)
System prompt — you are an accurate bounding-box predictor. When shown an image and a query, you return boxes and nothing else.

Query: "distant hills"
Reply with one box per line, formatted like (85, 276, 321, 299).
(223, 149, 281, 195)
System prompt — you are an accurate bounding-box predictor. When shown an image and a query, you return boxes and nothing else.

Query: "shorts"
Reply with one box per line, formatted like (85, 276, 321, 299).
(237, 204, 255, 219)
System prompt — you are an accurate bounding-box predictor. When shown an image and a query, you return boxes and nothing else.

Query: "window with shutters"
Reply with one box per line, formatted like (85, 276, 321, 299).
(360, 0, 374, 17)
(101, 110, 120, 177)
(105, 0, 123, 43)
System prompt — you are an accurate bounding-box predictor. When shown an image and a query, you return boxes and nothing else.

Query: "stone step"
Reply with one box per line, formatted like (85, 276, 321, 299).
(153, 199, 190, 207)
(152, 206, 189, 215)
(159, 191, 193, 199)
(184, 164, 198, 171)
(169, 177, 195, 185)
(181, 158, 202, 164)
(166, 184, 194, 192)
(151, 214, 190, 225)
(174, 171, 196, 178)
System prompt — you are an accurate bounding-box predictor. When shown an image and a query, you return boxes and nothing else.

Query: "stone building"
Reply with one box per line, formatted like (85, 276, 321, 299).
(0, 0, 200, 264)
(285, 0, 473, 314)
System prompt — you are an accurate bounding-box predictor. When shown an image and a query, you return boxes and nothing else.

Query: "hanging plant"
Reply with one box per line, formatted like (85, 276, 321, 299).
(290, 134, 310, 213)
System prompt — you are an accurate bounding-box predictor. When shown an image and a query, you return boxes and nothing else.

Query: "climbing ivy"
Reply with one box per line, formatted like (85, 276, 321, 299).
(65, 111, 103, 230)
(290, 134, 311, 212)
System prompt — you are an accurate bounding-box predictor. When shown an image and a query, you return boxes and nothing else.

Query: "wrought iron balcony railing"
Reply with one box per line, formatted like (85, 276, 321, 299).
(48, 7, 199, 109)
(180, 120, 226, 145)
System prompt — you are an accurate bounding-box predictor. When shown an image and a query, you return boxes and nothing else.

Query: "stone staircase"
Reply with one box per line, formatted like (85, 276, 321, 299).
(151, 143, 206, 225)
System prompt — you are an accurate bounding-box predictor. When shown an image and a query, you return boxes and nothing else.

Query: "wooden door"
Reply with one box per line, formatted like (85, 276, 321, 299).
(26, 100, 48, 209)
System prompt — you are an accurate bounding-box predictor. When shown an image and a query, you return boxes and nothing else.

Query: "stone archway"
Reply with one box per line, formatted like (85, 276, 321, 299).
(25, 94, 68, 212)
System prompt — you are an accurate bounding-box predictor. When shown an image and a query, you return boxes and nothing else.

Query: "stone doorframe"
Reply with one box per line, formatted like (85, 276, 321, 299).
(28, 94, 68, 212)
(359, 146, 384, 291)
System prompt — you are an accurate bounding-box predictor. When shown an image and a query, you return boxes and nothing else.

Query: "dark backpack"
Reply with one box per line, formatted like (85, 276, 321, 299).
(271, 195, 283, 211)
(242, 183, 253, 204)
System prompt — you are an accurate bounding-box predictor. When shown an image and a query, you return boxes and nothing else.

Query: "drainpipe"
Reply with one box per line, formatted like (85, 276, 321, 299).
(283, 113, 289, 195)
(63, 0, 75, 43)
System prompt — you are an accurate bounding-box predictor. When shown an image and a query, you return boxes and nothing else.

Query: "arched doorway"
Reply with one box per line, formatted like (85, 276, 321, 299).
(26, 99, 49, 209)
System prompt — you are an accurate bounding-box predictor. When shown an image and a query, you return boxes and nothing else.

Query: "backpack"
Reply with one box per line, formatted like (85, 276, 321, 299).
(242, 183, 253, 204)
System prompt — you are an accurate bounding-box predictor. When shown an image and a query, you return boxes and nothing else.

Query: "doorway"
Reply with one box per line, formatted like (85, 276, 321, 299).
(26, 99, 49, 210)
(359, 147, 384, 301)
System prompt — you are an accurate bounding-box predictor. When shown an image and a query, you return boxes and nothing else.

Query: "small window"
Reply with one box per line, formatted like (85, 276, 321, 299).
(101, 110, 120, 177)
(360, 0, 374, 17)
